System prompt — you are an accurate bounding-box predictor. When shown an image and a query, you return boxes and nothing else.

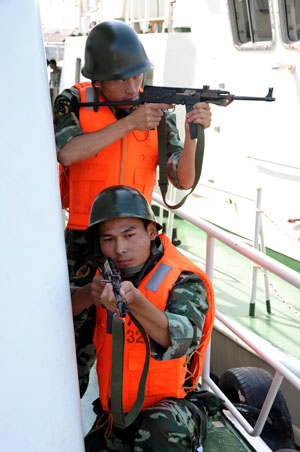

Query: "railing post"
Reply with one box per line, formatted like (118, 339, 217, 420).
(260, 224, 272, 314)
(206, 234, 215, 281)
(249, 188, 262, 316)
(249, 187, 271, 316)
(251, 371, 284, 436)
(158, 205, 164, 229)
(166, 185, 175, 239)
(202, 234, 215, 390)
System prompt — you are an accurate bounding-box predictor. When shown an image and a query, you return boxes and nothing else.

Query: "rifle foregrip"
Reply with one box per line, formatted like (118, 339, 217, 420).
(117, 298, 127, 318)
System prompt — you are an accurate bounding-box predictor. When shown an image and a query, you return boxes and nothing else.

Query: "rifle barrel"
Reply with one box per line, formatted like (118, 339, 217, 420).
(232, 95, 275, 102)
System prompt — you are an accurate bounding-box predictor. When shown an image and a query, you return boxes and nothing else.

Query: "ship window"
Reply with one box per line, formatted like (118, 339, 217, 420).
(229, 0, 273, 47)
(279, 0, 300, 43)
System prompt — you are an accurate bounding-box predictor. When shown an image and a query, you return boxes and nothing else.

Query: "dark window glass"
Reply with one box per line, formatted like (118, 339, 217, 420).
(232, 0, 251, 43)
(230, 0, 272, 45)
(281, 0, 300, 42)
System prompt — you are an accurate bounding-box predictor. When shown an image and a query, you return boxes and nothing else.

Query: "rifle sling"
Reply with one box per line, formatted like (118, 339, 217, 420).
(157, 113, 205, 209)
(111, 312, 150, 429)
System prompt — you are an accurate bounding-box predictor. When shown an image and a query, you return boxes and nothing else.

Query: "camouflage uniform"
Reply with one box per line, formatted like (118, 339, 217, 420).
(85, 390, 223, 451)
(54, 87, 187, 283)
(74, 236, 209, 397)
(50, 68, 61, 88)
(85, 396, 207, 451)
(75, 236, 213, 450)
(54, 87, 187, 190)
(54, 87, 192, 396)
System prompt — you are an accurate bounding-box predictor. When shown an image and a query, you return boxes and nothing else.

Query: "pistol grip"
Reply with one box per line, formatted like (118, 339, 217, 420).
(189, 122, 198, 139)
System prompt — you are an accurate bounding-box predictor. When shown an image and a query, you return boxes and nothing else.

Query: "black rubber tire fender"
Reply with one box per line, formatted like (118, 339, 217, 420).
(218, 367, 295, 451)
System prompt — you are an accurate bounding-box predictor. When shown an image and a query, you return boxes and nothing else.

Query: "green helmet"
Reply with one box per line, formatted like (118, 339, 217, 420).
(85, 185, 161, 246)
(81, 20, 152, 81)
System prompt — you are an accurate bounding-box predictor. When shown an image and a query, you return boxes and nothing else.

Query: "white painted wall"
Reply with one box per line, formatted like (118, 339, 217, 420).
(0, 1, 84, 450)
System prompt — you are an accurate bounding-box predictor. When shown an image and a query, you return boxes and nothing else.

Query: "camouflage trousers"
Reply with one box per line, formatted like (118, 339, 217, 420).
(74, 307, 97, 397)
(84, 395, 208, 452)
(65, 228, 98, 397)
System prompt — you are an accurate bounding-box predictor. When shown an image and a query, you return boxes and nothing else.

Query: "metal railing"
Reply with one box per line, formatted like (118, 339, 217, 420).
(124, 0, 173, 33)
(152, 191, 300, 439)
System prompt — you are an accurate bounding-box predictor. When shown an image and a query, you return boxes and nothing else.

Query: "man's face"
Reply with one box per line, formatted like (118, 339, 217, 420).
(98, 217, 156, 269)
(95, 74, 143, 107)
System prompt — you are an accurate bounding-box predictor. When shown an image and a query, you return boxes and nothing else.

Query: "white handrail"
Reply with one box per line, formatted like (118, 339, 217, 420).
(152, 191, 300, 439)
(152, 192, 300, 288)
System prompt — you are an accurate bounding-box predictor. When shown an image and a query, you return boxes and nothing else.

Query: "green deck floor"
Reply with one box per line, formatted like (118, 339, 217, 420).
(203, 414, 256, 452)
(171, 217, 300, 360)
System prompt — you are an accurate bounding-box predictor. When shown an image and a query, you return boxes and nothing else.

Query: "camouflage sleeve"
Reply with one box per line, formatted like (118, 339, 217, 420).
(73, 307, 90, 332)
(165, 110, 185, 189)
(53, 87, 83, 155)
(150, 271, 209, 360)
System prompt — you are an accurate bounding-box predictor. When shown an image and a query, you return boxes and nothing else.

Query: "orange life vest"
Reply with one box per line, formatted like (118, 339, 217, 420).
(93, 233, 215, 413)
(61, 82, 158, 230)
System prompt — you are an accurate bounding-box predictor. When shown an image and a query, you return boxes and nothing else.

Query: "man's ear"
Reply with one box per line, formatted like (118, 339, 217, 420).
(147, 222, 157, 240)
(94, 81, 101, 88)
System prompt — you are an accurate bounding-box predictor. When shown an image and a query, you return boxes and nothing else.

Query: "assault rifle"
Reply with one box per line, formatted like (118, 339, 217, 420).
(98, 257, 127, 318)
(97, 256, 150, 429)
(78, 85, 275, 139)
(77, 84, 275, 209)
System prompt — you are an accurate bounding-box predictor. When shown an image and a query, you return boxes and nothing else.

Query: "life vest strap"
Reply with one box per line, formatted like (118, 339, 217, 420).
(111, 312, 150, 429)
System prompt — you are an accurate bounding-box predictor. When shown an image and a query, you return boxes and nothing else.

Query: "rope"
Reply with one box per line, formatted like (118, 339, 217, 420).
(84, 411, 113, 439)
(263, 212, 300, 242)
(259, 267, 300, 317)
(183, 331, 211, 390)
